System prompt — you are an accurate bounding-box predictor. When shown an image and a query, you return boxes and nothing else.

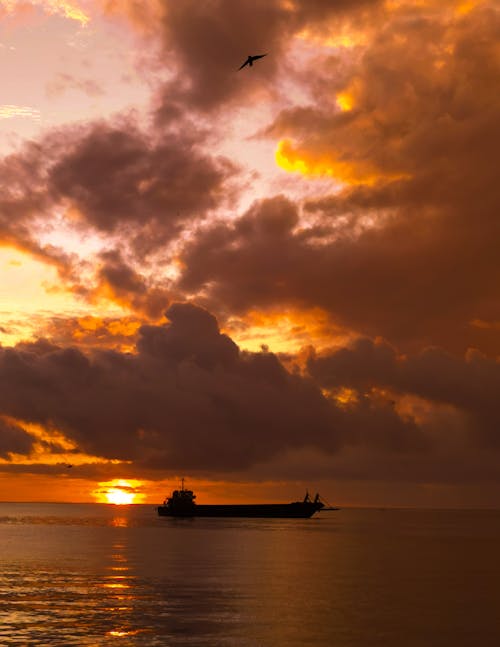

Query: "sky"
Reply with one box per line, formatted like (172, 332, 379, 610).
(0, 0, 499, 507)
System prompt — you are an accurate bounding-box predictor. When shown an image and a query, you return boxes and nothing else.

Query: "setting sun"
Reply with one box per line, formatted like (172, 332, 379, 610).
(93, 479, 144, 505)
(105, 488, 135, 505)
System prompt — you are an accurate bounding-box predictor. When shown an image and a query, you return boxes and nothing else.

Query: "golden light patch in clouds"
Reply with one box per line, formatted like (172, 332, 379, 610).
(106, 318, 141, 337)
(225, 308, 352, 354)
(72, 316, 142, 350)
(90, 280, 139, 314)
(0, 415, 128, 467)
(331, 387, 359, 408)
(385, 0, 487, 13)
(336, 91, 354, 112)
(0, 105, 41, 120)
(3, 416, 76, 451)
(1, 0, 90, 25)
(276, 139, 411, 186)
(93, 479, 145, 504)
(296, 27, 367, 49)
(455, 0, 482, 14)
(47, 0, 89, 24)
(335, 76, 363, 112)
(276, 138, 383, 186)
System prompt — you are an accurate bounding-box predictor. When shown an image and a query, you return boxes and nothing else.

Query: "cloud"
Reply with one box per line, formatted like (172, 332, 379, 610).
(175, 2, 500, 354)
(47, 122, 236, 244)
(88, 249, 171, 318)
(1, 0, 499, 498)
(1, 117, 235, 243)
(0, 302, 421, 474)
(308, 337, 500, 450)
(45, 73, 104, 98)
(154, 0, 383, 114)
(37, 314, 143, 352)
(2, 303, 499, 485)
(0, 1, 89, 25)
(0, 116, 237, 316)
(0, 417, 34, 458)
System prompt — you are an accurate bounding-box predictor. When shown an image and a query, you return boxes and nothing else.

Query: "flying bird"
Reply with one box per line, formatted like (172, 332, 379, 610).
(238, 54, 267, 70)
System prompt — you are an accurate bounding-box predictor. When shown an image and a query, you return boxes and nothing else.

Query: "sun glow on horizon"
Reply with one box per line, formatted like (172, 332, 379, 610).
(94, 479, 144, 505)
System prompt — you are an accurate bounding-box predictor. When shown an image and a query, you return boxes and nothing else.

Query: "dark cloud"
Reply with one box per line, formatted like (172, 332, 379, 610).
(0, 303, 421, 474)
(0, 418, 34, 459)
(92, 249, 171, 318)
(1, 119, 235, 247)
(0, 141, 53, 257)
(178, 195, 303, 312)
(2, 303, 499, 484)
(176, 3, 500, 354)
(308, 337, 500, 449)
(156, 0, 383, 113)
(47, 122, 236, 249)
(0, 118, 237, 311)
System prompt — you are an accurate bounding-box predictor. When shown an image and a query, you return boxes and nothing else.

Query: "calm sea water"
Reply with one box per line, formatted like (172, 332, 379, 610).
(0, 503, 499, 646)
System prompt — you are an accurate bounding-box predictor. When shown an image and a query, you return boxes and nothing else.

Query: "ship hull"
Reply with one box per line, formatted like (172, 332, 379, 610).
(157, 502, 321, 518)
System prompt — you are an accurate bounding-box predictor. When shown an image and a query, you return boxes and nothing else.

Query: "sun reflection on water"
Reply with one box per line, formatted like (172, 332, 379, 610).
(99, 540, 145, 639)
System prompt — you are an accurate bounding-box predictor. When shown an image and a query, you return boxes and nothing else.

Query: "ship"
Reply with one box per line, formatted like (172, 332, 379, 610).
(157, 481, 338, 518)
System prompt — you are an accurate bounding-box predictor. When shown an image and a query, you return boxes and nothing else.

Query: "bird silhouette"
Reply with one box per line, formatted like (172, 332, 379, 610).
(238, 54, 267, 70)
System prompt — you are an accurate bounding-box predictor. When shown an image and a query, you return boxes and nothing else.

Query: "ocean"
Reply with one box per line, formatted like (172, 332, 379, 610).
(0, 503, 499, 646)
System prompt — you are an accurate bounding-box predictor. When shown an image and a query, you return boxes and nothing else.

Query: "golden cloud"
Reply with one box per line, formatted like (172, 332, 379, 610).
(0, 415, 128, 467)
(1, 0, 90, 25)
(276, 138, 407, 186)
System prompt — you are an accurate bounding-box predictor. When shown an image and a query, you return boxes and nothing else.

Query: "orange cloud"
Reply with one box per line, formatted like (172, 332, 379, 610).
(98, 0, 163, 33)
(226, 307, 352, 354)
(336, 91, 354, 112)
(296, 26, 367, 49)
(74, 315, 142, 346)
(0, 415, 128, 467)
(1, 0, 90, 25)
(276, 138, 403, 186)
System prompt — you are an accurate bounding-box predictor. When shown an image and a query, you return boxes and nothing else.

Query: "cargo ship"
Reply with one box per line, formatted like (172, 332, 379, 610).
(157, 481, 337, 518)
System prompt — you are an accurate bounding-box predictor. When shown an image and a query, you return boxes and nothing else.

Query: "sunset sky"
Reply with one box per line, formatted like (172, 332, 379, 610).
(0, 0, 499, 507)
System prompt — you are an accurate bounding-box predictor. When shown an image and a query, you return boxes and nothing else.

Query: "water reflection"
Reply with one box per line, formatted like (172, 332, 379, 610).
(2, 505, 500, 645)
(101, 538, 146, 639)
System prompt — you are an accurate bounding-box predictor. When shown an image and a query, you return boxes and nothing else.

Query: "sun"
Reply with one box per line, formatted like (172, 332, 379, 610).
(93, 479, 143, 504)
(105, 487, 135, 505)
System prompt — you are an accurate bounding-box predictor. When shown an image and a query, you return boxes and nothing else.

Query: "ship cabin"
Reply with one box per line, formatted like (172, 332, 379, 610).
(163, 480, 196, 513)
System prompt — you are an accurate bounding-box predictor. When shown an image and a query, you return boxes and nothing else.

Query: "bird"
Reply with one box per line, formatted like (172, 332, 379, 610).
(238, 54, 267, 70)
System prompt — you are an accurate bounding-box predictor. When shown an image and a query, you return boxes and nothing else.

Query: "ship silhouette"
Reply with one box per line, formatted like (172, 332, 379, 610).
(157, 480, 338, 518)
